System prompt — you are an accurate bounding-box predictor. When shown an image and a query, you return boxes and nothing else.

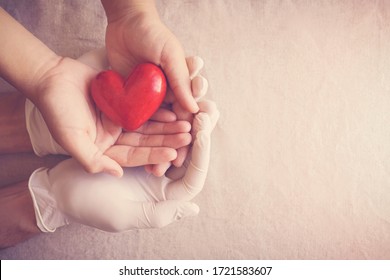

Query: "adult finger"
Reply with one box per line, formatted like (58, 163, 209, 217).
(165, 113, 212, 201)
(171, 102, 193, 167)
(198, 100, 220, 130)
(192, 75, 208, 101)
(187, 56, 204, 80)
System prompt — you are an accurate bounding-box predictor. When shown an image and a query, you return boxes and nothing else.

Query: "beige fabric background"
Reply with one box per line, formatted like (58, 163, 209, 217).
(1, 0, 390, 259)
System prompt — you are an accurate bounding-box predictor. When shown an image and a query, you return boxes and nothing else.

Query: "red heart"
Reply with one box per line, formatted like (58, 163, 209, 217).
(90, 63, 167, 131)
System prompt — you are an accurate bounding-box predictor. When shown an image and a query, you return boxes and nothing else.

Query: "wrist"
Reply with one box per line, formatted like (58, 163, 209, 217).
(101, 0, 159, 24)
(24, 53, 63, 103)
(0, 8, 62, 102)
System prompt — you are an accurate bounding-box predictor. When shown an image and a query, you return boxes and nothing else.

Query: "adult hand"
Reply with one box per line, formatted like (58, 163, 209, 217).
(28, 102, 219, 232)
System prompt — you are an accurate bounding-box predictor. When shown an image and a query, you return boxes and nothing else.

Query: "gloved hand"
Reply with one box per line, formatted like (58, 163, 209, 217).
(145, 55, 208, 176)
(28, 102, 219, 232)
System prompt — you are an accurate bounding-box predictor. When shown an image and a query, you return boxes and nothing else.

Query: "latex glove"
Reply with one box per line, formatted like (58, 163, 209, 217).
(145, 56, 208, 176)
(28, 102, 219, 232)
(25, 49, 202, 175)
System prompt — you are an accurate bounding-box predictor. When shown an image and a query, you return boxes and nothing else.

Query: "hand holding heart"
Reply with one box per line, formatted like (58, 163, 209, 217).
(28, 51, 195, 177)
(105, 5, 199, 114)
(81, 50, 209, 177)
(28, 49, 207, 177)
(28, 50, 219, 232)
(87, 49, 208, 177)
(90, 63, 167, 131)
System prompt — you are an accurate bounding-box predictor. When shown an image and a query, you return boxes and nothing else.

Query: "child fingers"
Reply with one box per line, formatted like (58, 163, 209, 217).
(105, 146, 177, 167)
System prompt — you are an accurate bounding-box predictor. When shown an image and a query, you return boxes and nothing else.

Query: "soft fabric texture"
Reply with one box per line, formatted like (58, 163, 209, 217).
(1, 0, 390, 259)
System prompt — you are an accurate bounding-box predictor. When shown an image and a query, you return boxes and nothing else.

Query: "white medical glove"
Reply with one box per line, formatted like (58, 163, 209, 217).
(145, 55, 208, 176)
(28, 103, 219, 232)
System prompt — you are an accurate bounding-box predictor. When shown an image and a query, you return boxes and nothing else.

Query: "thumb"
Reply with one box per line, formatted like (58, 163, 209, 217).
(62, 133, 123, 177)
(137, 200, 199, 229)
(94, 154, 124, 178)
(165, 113, 212, 201)
(160, 38, 199, 113)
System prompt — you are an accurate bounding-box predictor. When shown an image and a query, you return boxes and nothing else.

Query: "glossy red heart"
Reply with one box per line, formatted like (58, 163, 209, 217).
(90, 63, 167, 131)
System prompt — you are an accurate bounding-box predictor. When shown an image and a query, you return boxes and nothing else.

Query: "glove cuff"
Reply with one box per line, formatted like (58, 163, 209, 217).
(28, 167, 70, 232)
(25, 99, 68, 156)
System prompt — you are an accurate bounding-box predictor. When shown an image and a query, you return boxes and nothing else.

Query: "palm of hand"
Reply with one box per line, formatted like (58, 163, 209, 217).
(34, 56, 191, 176)
(35, 58, 122, 173)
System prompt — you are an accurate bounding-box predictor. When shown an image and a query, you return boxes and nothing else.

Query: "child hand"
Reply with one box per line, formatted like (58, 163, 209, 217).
(26, 50, 193, 176)
(104, 5, 199, 113)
